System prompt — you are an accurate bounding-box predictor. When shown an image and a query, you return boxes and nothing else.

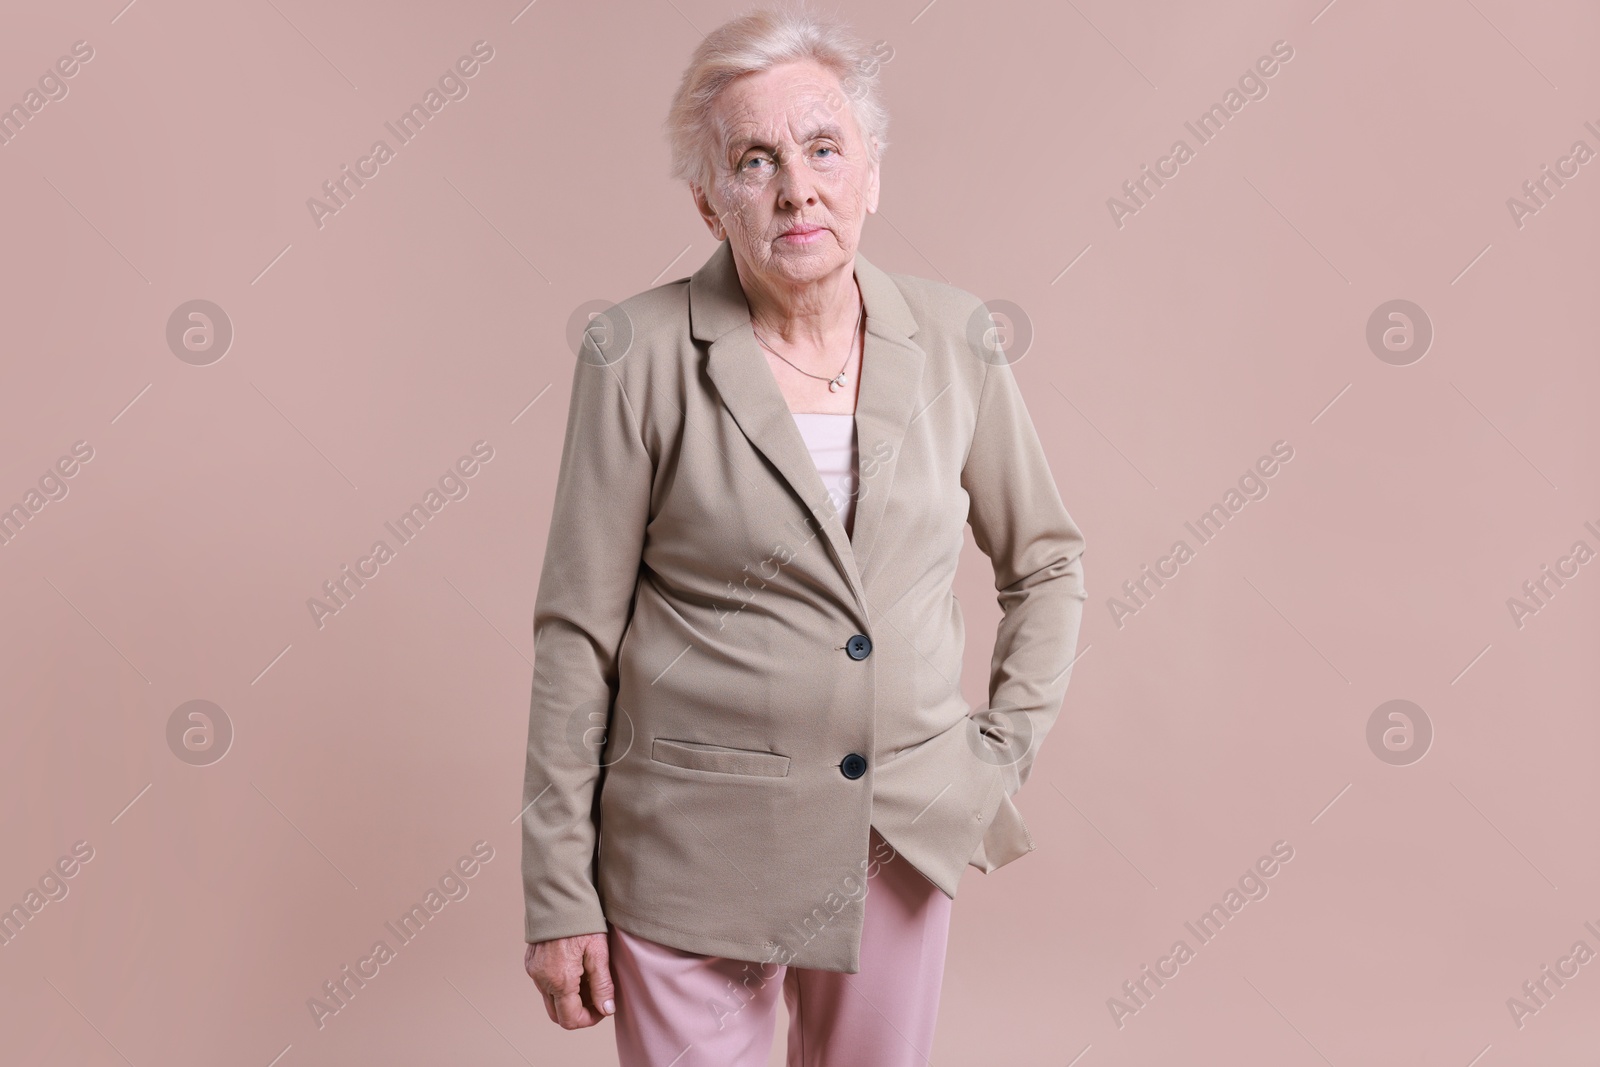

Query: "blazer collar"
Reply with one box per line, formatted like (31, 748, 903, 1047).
(689, 238, 926, 622)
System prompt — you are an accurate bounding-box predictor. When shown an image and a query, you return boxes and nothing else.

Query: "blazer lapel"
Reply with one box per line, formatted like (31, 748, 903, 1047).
(690, 239, 926, 620)
(845, 254, 925, 573)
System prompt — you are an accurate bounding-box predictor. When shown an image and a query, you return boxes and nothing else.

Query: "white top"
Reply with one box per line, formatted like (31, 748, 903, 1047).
(791, 412, 859, 537)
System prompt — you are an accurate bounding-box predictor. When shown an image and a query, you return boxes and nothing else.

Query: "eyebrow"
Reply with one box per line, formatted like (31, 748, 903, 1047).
(727, 123, 846, 156)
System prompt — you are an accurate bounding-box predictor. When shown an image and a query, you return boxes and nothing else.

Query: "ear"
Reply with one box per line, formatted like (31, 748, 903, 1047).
(864, 140, 881, 214)
(690, 183, 725, 241)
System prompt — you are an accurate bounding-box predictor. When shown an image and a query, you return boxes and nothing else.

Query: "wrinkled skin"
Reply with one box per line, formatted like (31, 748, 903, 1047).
(525, 933, 615, 1030)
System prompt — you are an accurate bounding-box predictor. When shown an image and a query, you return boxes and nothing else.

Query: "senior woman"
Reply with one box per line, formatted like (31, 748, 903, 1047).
(520, 8, 1087, 1065)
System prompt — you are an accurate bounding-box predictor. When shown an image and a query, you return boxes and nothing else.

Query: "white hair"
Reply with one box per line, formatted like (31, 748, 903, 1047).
(664, 3, 891, 190)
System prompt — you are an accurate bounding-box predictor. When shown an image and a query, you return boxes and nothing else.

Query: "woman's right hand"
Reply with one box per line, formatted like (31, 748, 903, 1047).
(525, 933, 617, 1029)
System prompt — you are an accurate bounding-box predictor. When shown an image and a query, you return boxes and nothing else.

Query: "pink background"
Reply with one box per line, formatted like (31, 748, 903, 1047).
(2, 0, 1596, 1064)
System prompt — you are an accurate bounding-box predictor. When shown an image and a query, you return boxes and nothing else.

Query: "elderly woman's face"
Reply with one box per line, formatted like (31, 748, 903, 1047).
(695, 59, 880, 288)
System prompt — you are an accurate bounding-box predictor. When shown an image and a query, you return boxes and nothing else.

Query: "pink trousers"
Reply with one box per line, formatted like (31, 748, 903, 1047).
(607, 828, 953, 1066)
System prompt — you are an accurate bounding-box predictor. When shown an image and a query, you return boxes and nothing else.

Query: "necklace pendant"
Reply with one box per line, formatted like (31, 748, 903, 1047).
(829, 374, 845, 392)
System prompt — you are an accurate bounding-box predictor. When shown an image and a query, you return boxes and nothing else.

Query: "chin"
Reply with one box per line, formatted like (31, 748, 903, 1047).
(769, 238, 843, 267)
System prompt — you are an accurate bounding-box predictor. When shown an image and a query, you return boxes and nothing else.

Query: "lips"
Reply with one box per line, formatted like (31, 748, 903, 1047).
(780, 224, 823, 237)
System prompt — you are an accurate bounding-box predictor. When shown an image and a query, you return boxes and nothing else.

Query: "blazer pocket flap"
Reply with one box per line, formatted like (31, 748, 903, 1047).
(651, 738, 791, 778)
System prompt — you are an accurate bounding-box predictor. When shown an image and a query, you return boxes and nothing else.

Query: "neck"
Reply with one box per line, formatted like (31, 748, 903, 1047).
(740, 257, 860, 347)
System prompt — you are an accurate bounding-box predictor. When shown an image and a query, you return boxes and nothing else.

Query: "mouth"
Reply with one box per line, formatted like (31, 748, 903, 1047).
(777, 224, 826, 245)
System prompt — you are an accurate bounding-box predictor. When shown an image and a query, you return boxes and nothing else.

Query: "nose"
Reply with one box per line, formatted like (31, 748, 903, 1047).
(775, 156, 818, 209)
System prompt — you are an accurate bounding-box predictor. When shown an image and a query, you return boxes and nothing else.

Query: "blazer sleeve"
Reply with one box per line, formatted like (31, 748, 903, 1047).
(521, 351, 652, 945)
(960, 356, 1088, 799)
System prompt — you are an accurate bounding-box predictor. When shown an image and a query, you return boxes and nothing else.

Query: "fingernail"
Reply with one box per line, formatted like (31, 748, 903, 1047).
(603, 999, 616, 1014)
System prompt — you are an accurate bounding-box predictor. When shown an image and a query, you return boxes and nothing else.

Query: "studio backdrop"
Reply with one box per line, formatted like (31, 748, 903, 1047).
(2, 0, 1596, 1064)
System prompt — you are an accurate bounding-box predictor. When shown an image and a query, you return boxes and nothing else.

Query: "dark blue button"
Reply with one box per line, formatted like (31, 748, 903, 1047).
(840, 753, 868, 779)
(845, 634, 872, 660)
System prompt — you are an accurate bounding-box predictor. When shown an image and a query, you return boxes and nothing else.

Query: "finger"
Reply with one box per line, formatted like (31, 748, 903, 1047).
(553, 987, 598, 1029)
(527, 947, 560, 1025)
(582, 938, 617, 1017)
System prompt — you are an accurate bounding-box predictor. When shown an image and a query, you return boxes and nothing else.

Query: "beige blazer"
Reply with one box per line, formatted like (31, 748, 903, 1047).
(521, 238, 1087, 973)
